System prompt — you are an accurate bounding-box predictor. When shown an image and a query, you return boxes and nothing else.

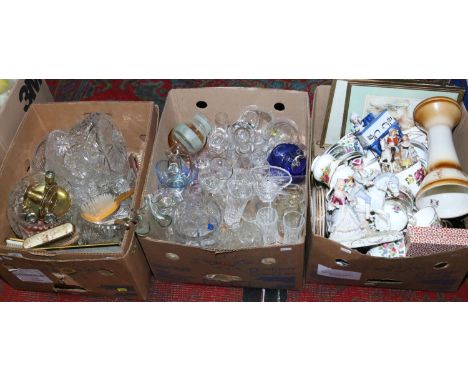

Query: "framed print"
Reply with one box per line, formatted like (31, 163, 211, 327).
(321, 80, 465, 147)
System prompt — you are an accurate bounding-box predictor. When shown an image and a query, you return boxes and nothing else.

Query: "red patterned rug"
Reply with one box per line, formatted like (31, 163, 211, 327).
(0, 79, 466, 302)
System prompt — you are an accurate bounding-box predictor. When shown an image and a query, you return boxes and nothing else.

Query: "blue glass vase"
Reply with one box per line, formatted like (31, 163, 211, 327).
(267, 143, 307, 184)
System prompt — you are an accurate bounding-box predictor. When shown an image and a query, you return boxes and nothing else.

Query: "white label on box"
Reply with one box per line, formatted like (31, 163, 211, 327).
(7, 252, 24, 258)
(317, 264, 362, 280)
(11, 269, 53, 284)
(280, 247, 292, 252)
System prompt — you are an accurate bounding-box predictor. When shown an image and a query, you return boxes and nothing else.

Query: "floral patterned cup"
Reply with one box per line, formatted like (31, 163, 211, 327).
(311, 153, 341, 186)
(395, 161, 426, 197)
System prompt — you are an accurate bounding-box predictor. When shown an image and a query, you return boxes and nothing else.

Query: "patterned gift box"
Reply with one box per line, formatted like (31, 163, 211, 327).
(406, 226, 468, 257)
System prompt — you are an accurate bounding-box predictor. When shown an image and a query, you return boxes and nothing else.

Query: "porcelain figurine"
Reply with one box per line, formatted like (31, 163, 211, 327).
(328, 179, 366, 243)
(350, 113, 364, 134)
(350, 112, 375, 134)
(398, 134, 418, 169)
(379, 128, 400, 172)
(349, 158, 378, 220)
(350, 171, 400, 228)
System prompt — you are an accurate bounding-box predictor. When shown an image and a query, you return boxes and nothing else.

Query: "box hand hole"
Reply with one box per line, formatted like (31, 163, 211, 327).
(98, 269, 114, 276)
(165, 252, 180, 261)
(24, 159, 31, 172)
(261, 257, 277, 265)
(53, 284, 88, 293)
(433, 262, 449, 270)
(205, 274, 242, 282)
(365, 279, 403, 285)
(335, 259, 350, 267)
(196, 101, 208, 109)
(274, 102, 285, 111)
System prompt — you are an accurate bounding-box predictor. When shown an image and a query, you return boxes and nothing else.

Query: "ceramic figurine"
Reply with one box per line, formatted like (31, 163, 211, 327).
(350, 113, 364, 134)
(328, 179, 366, 243)
(349, 158, 378, 220)
(350, 171, 400, 227)
(379, 128, 400, 172)
(350, 112, 375, 134)
(391, 151, 403, 173)
(398, 134, 418, 169)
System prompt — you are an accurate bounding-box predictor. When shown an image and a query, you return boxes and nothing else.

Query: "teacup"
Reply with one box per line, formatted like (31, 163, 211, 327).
(395, 161, 426, 197)
(411, 206, 442, 228)
(374, 200, 408, 232)
(325, 133, 364, 161)
(311, 153, 341, 186)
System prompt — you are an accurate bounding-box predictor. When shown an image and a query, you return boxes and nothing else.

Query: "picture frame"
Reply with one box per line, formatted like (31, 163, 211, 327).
(320, 80, 465, 147)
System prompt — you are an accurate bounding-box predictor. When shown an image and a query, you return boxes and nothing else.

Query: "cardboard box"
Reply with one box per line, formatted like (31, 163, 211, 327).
(138, 87, 310, 290)
(305, 85, 468, 292)
(0, 101, 158, 299)
(0, 80, 53, 164)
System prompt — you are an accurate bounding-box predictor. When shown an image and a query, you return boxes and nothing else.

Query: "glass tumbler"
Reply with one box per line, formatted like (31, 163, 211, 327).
(224, 172, 254, 227)
(282, 210, 305, 244)
(237, 221, 263, 247)
(199, 157, 233, 195)
(147, 189, 183, 227)
(256, 207, 279, 245)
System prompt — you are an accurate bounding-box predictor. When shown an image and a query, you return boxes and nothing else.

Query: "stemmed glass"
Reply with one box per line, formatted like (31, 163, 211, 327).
(250, 165, 292, 205)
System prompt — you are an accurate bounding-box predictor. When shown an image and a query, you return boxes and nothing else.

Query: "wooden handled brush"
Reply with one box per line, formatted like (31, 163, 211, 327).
(81, 189, 134, 223)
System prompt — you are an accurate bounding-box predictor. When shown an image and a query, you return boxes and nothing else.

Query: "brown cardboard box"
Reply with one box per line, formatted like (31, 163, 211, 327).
(0, 80, 53, 164)
(0, 101, 158, 299)
(305, 85, 468, 292)
(138, 87, 310, 290)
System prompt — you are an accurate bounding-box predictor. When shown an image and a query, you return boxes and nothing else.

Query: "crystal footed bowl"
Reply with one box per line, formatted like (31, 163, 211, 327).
(173, 195, 222, 247)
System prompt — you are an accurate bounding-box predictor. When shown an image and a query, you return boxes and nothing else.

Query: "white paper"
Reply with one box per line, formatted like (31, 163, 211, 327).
(317, 264, 361, 280)
(11, 269, 53, 284)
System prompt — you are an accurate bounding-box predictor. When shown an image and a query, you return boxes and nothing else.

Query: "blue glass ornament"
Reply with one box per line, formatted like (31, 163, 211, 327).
(267, 143, 307, 184)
